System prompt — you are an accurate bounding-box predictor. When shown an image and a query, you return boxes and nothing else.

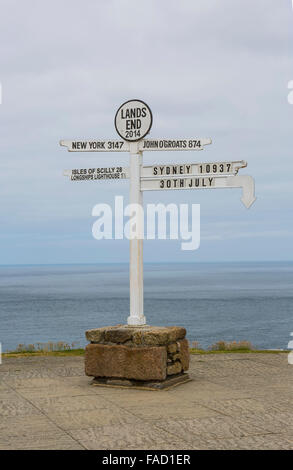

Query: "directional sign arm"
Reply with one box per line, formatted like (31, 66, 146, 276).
(139, 138, 212, 151)
(141, 160, 247, 178)
(234, 160, 247, 173)
(212, 175, 256, 208)
(60, 140, 130, 152)
(226, 175, 256, 208)
(63, 167, 129, 181)
(141, 174, 256, 209)
(59, 138, 212, 153)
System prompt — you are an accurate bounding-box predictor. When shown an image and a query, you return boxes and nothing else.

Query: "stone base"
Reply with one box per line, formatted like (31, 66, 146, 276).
(85, 325, 190, 384)
(91, 373, 191, 391)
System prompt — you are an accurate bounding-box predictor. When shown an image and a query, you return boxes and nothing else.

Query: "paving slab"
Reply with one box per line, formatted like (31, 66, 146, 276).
(0, 414, 61, 438)
(152, 415, 269, 441)
(192, 433, 293, 450)
(48, 408, 143, 430)
(0, 430, 85, 450)
(69, 422, 191, 450)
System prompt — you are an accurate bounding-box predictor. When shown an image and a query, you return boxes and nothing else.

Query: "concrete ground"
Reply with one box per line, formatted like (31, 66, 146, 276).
(0, 353, 292, 450)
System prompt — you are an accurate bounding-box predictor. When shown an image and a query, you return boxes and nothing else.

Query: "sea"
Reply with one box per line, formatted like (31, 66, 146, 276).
(0, 262, 292, 352)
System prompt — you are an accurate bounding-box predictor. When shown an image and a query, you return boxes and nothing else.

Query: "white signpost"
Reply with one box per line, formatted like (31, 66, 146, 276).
(61, 99, 256, 326)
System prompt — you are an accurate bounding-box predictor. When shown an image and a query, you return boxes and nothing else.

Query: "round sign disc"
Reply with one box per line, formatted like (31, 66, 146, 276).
(114, 99, 152, 142)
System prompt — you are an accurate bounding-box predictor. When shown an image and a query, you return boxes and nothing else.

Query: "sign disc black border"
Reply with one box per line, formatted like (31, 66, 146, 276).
(114, 99, 153, 142)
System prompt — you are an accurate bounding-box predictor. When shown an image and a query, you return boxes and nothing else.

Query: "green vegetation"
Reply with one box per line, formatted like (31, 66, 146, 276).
(3, 341, 85, 357)
(9, 341, 81, 353)
(2, 339, 288, 358)
(190, 339, 287, 354)
(210, 340, 253, 351)
(189, 349, 288, 355)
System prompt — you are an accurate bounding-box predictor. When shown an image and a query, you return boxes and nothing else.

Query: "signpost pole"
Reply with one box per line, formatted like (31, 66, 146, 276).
(128, 142, 146, 326)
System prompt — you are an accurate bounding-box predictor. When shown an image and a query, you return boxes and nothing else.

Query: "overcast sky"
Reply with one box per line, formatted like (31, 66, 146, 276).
(0, 0, 292, 264)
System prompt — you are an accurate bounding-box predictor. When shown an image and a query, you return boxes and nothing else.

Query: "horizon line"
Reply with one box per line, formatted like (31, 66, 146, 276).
(0, 260, 292, 267)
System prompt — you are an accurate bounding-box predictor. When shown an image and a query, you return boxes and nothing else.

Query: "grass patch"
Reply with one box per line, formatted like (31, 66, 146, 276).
(3, 348, 287, 358)
(2, 339, 288, 358)
(190, 340, 288, 354)
(3, 341, 85, 357)
(3, 349, 85, 358)
(209, 340, 253, 351)
(190, 348, 288, 355)
(4, 348, 287, 358)
(8, 341, 80, 353)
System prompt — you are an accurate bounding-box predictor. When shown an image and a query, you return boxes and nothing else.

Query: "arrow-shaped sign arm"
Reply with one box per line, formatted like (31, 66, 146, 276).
(234, 160, 247, 174)
(227, 175, 256, 208)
